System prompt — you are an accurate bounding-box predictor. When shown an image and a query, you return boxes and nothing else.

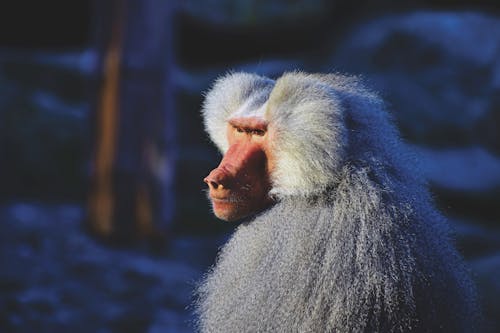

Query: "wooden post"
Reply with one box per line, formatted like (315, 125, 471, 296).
(88, 0, 176, 243)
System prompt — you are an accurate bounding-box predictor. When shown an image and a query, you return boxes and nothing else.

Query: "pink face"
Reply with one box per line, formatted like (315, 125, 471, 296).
(204, 117, 275, 221)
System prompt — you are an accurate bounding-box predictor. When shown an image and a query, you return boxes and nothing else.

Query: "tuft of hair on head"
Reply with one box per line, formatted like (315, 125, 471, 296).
(202, 72, 274, 153)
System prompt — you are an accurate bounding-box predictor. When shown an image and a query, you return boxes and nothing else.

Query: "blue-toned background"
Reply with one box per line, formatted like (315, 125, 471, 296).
(0, 1, 499, 332)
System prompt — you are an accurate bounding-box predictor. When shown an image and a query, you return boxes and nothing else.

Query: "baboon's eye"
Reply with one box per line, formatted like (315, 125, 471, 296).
(251, 129, 265, 136)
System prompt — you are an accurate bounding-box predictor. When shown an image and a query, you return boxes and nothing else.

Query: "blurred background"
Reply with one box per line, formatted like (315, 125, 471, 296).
(0, 0, 499, 332)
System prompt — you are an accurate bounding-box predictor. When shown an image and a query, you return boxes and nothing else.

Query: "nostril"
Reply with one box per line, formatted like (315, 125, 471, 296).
(205, 168, 230, 190)
(204, 176, 223, 190)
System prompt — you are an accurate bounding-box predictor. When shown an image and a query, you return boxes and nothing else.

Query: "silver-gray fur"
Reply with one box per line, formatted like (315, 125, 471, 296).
(197, 72, 479, 332)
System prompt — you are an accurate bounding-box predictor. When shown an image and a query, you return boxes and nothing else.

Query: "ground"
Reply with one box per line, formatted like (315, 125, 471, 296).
(0, 203, 226, 333)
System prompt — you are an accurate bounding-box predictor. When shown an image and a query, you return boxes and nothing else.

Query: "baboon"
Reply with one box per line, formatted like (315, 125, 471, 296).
(197, 72, 479, 332)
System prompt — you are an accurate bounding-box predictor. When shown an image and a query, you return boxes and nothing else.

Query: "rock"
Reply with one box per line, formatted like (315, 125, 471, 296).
(331, 11, 500, 152)
(180, 0, 333, 26)
(450, 219, 500, 259)
(0, 51, 88, 200)
(148, 309, 192, 333)
(469, 253, 500, 333)
(413, 145, 500, 192)
(410, 145, 500, 224)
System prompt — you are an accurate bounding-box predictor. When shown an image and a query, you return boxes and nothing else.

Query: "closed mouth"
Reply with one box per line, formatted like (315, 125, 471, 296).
(204, 189, 245, 204)
(210, 195, 244, 204)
